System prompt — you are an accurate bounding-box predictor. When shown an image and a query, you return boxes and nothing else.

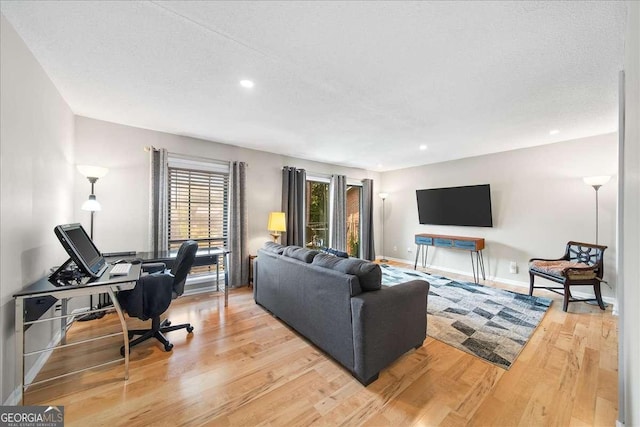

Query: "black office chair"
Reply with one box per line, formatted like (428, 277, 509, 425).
(118, 240, 198, 355)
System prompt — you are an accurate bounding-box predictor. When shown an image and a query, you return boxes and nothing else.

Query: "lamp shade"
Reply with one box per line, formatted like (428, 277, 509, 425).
(378, 192, 389, 200)
(583, 176, 611, 187)
(81, 194, 101, 211)
(77, 165, 109, 179)
(267, 212, 286, 232)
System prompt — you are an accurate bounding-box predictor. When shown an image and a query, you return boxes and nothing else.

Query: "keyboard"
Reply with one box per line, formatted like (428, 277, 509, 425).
(109, 263, 132, 276)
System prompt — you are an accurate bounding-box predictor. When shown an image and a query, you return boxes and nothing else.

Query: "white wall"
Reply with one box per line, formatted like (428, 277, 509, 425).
(73, 116, 381, 257)
(380, 133, 618, 298)
(0, 15, 75, 403)
(620, 2, 639, 425)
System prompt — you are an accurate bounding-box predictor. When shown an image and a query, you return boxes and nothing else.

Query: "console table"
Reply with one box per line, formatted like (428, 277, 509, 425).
(414, 233, 486, 283)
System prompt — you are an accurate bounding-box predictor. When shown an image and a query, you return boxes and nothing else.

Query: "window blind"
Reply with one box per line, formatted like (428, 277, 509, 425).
(168, 166, 229, 275)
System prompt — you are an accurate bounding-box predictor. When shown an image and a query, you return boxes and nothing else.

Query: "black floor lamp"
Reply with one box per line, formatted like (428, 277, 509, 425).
(77, 165, 108, 321)
(378, 192, 389, 263)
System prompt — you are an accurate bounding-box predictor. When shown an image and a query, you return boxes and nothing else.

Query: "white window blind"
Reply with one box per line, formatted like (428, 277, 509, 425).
(168, 166, 229, 275)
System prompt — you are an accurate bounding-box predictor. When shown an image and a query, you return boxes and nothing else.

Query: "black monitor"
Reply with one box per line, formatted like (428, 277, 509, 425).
(54, 223, 107, 278)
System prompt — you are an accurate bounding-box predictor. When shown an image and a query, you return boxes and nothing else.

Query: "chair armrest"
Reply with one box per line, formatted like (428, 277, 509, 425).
(142, 262, 166, 274)
(350, 280, 429, 383)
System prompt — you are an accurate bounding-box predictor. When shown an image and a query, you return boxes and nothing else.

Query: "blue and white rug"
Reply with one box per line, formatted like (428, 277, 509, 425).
(381, 264, 552, 369)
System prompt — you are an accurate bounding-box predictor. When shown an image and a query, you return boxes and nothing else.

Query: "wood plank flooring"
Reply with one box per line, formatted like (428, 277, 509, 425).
(24, 261, 618, 426)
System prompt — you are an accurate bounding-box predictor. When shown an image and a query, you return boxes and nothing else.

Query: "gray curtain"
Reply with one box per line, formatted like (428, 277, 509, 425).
(361, 179, 376, 260)
(229, 161, 248, 288)
(149, 147, 169, 252)
(330, 174, 347, 251)
(282, 166, 306, 246)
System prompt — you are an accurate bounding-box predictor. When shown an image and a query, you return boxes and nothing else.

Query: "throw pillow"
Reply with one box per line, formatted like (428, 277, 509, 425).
(312, 254, 382, 291)
(263, 241, 285, 255)
(321, 247, 349, 258)
(283, 246, 320, 263)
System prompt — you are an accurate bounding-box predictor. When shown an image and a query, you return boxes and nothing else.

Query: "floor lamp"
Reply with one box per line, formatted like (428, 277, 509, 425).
(583, 175, 611, 245)
(583, 175, 611, 307)
(378, 192, 389, 263)
(77, 165, 109, 321)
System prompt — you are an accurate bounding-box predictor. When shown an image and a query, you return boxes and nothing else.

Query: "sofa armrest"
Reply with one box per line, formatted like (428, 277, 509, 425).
(350, 280, 429, 384)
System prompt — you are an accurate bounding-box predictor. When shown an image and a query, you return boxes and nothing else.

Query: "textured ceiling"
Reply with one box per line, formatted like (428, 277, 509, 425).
(0, 1, 627, 171)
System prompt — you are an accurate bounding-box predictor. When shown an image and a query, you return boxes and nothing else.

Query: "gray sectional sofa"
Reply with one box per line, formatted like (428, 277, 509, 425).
(253, 243, 430, 385)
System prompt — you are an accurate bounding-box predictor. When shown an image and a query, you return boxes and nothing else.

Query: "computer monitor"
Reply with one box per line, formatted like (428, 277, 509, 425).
(54, 223, 107, 278)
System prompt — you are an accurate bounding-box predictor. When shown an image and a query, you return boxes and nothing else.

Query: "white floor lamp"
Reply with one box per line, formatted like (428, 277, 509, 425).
(583, 175, 611, 308)
(378, 192, 389, 263)
(583, 175, 611, 244)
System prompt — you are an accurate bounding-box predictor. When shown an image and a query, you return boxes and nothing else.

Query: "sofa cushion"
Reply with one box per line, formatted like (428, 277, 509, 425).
(283, 246, 320, 263)
(320, 247, 349, 258)
(262, 241, 286, 255)
(312, 253, 382, 291)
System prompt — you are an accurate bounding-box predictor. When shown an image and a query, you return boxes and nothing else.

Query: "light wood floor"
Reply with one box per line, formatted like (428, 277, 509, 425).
(25, 261, 618, 426)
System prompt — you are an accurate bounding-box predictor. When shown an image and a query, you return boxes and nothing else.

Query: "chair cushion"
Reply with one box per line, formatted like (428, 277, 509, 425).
(529, 260, 597, 280)
(283, 246, 320, 263)
(312, 253, 382, 291)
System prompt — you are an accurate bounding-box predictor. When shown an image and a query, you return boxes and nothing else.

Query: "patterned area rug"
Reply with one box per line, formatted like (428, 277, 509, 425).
(381, 265, 552, 369)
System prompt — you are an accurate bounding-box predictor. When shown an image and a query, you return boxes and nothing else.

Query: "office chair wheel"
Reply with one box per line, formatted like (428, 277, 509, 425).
(164, 320, 171, 326)
(164, 343, 174, 352)
(128, 332, 134, 339)
(187, 325, 194, 333)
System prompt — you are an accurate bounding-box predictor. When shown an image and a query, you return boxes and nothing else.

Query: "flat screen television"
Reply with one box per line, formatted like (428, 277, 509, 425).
(416, 184, 493, 227)
(54, 223, 107, 278)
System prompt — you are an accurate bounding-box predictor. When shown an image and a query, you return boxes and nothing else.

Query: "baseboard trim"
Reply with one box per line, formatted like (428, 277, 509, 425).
(380, 255, 618, 311)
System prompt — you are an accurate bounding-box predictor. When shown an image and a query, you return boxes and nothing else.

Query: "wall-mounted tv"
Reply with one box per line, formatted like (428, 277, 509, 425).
(416, 184, 493, 227)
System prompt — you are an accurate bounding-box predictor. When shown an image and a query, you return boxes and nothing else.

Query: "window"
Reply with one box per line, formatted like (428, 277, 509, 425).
(168, 165, 228, 276)
(305, 180, 329, 249)
(346, 185, 362, 257)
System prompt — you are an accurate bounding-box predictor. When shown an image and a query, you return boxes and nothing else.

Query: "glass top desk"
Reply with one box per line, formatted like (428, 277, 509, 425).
(13, 264, 141, 405)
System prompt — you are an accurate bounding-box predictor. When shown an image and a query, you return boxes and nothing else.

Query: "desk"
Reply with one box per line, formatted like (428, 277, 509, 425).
(107, 247, 230, 307)
(13, 264, 141, 405)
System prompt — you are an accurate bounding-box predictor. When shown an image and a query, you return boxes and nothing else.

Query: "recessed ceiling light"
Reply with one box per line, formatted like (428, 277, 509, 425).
(239, 79, 254, 89)
(549, 129, 560, 135)
(419, 144, 428, 151)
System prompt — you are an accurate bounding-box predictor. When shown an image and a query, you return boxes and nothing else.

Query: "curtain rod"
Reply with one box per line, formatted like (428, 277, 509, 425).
(145, 147, 248, 167)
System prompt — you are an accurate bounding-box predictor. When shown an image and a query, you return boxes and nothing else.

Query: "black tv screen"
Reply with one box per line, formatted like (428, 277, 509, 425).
(416, 184, 493, 227)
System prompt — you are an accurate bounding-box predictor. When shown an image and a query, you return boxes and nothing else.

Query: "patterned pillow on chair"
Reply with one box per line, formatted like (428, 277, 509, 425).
(529, 260, 597, 279)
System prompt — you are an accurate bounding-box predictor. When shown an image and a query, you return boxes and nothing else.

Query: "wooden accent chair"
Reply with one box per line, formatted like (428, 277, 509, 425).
(528, 241, 607, 312)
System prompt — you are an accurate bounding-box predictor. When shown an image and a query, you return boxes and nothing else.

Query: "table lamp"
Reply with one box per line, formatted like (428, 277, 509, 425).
(267, 212, 286, 242)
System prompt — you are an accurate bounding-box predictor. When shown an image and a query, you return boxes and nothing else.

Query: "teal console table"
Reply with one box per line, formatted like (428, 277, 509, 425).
(414, 233, 486, 283)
